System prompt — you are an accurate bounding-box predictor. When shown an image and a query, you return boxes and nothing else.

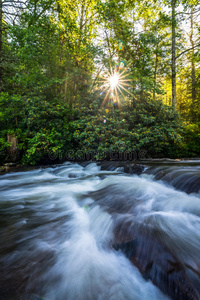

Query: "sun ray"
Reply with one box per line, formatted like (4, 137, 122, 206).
(114, 87, 119, 104)
(101, 85, 110, 93)
(100, 87, 112, 108)
(98, 74, 108, 79)
(115, 87, 121, 108)
(98, 70, 111, 80)
(118, 82, 133, 88)
(117, 62, 132, 77)
(116, 85, 126, 100)
(98, 80, 108, 83)
(118, 83, 134, 97)
(118, 83, 132, 92)
(118, 72, 132, 80)
(119, 78, 134, 82)
(98, 78, 108, 82)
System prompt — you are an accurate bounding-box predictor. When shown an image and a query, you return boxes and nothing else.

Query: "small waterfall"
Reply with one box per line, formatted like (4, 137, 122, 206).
(145, 164, 200, 194)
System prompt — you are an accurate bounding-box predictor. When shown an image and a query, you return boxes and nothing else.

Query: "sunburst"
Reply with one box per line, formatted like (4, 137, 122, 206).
(109, 73, 119, 88)
(98, 62, 133, 108)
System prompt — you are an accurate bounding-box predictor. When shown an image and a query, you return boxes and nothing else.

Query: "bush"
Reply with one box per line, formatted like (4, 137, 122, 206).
(21, 97, 74, 165)
(0, 93, 75, 165)
(181, 123, 200, 157)
(0, 137, 10, 163)
(125, 98, 183, 157)
(73, 95, 183, 159)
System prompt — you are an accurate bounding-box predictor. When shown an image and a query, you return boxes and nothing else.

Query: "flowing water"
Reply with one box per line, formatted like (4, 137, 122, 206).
(0, 161, 200, 300)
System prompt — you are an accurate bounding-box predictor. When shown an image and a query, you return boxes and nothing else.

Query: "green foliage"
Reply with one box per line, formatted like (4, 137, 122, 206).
(0, 0, 199, 165)
(74, 106, 130, 158)
(23, 129, 65, 165)
(0, 91, 74, 165)
(73, 94, 183, 159)
(181, 123, 200, 156)
(0, 137, 10, 162)
(21, 97, 74, 165)
(0, 92, 24, 132)
(125, 98, 183, 157)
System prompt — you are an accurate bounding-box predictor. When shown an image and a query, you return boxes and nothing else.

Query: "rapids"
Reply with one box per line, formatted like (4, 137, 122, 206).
(0, 161, 200, 300)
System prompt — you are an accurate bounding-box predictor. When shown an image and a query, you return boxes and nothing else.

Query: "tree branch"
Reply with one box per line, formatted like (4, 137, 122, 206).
(176, 9, 200, 15)
(2, 10, 21, 15)
(3, 1, 27, 4)
(3, 3, 26, 6)
(175, 43, 200, 60)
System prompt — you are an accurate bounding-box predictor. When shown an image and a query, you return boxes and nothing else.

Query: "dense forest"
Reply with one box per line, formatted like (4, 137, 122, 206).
(0, 0, 199, 165)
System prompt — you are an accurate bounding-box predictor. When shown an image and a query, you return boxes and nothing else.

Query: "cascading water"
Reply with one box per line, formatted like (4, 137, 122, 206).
(0, 161, 200, 300)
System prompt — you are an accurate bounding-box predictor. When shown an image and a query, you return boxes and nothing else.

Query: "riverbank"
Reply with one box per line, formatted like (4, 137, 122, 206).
(1, 158, 200, 174)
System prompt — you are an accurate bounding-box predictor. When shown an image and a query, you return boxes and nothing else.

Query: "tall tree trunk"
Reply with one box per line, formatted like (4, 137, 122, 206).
(57, 1, 63, 64)
(78, 0, 85, 51)
(190, 7, 196, 103)
(172, 0, 176, 109)
(0, 0, 2, 91)
(153, 44, 158, 101)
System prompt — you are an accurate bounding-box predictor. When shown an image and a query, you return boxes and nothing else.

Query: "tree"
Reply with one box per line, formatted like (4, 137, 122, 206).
(0, 0, 26, 91)
(174, 0, 200, 119)
(171, 0, 177, 108)
(190, 7, 196, 102)
(0, 0, 2, 91)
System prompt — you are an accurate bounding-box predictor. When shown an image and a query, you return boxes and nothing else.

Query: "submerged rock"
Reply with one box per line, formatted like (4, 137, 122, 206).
(113, 221, 200, 300)
(145, 165, 200, 194)
(99, 161, 145, 175)
(88, 178, 200, 300)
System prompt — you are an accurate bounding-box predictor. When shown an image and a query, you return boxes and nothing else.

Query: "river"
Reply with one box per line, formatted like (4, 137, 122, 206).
(0, 161, 200, 300)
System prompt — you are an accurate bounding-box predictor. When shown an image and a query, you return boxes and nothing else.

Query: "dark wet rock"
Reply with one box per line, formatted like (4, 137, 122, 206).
(68, 173, 77, 178)
(80, 161, 145, 175)
(88, 185, 143, 214)
(145, 166, 200, 194)
(113, 220, 200, 300)
(82, 160, 200, 194)
(0, 166, 6, 172)
(0, 163, 22, 174)
(87, 181, 200, 300)
(4, 163, 17, 167)
(99, 161, 145, 175)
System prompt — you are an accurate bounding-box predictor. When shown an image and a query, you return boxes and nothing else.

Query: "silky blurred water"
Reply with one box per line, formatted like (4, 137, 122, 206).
(0, 162, 200, 300)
